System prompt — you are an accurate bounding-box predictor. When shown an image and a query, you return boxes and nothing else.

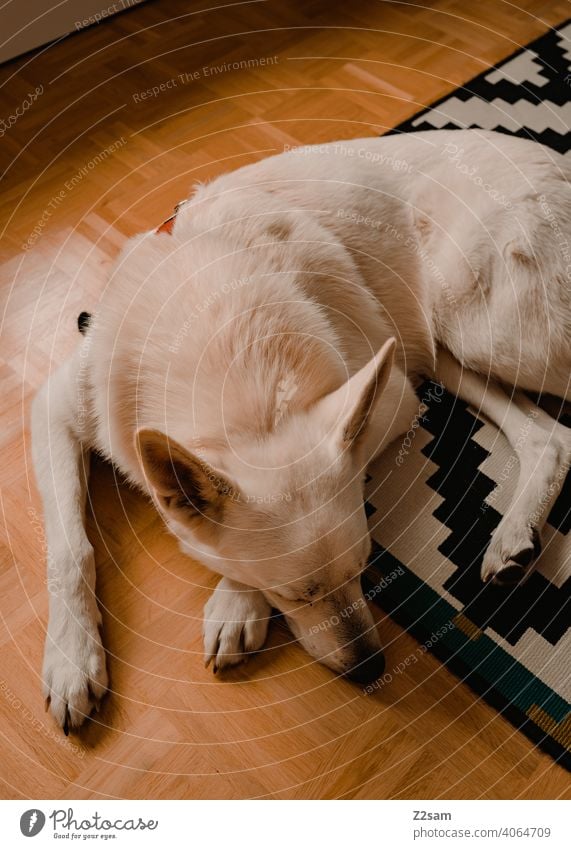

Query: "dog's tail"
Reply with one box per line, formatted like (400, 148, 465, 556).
(77, 311, 92, 334)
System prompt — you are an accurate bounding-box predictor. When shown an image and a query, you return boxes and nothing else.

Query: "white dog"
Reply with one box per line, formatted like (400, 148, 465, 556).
(32, 129, 571, 732)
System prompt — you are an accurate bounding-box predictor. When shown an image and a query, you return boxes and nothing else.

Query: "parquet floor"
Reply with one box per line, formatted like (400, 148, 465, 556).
(1, 0, 570, 799)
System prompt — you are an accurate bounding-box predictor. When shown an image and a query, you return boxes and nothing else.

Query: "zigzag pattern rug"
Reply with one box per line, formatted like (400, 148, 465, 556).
(366, 21, 571, 770)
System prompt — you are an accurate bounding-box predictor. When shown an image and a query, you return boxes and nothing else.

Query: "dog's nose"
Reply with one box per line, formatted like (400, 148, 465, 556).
(344, 650, 385, 685)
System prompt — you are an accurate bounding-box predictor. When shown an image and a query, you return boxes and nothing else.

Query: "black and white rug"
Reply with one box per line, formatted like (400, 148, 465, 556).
(366, 21, 571, 769)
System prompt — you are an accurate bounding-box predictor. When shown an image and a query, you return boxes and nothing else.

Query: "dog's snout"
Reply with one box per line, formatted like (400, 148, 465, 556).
(344, 650, 385, 685)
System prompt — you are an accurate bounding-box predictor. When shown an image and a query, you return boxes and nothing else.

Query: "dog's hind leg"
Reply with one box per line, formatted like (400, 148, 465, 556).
(31, 348, 107, 732)
(436, 348, 571, 585)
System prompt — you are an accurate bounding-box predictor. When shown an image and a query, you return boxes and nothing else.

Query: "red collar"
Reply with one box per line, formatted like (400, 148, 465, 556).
(156, 213, 176, 235)
(155, 200, 187, 235)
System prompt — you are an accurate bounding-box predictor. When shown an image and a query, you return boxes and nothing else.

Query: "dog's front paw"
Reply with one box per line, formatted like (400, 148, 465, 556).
(43, 613, 108, 733)
(481, 520, 541, 586)
(203, 578, 272, 672)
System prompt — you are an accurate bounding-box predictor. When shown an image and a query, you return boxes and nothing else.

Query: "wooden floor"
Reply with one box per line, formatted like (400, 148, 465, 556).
(1, 0, 570, 800)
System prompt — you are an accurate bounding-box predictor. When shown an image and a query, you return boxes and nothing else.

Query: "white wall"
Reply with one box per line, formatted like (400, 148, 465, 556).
(0, 0, 147, 64)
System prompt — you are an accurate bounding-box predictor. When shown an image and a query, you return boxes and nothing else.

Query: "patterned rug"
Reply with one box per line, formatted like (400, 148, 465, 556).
(366, 21, 571, 769)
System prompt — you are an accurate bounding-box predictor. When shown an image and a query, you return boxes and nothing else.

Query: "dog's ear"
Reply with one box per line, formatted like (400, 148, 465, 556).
(135, 429, 241, 527)
(318, 337, 396, 452)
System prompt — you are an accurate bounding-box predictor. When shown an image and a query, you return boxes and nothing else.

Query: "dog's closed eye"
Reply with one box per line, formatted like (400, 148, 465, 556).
(306, 582, 320, 599)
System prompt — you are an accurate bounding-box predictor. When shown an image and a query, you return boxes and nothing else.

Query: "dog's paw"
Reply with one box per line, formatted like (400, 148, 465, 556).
(481, 520, 541, 586)
(203, 578, 272, 672)
(43, 615, 108, 733)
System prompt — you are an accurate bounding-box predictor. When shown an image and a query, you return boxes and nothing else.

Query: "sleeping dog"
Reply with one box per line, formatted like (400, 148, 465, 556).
(32, 129, 571, 731)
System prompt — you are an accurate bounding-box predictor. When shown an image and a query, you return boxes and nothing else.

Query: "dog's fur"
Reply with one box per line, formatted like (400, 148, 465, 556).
(32, 130, 571, 730)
